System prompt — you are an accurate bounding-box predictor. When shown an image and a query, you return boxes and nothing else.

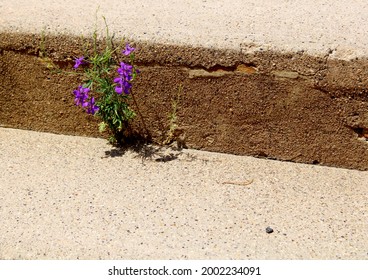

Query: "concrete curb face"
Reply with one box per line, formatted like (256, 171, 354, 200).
(1, 32, 368, 170)
(1, 0, 368, 170)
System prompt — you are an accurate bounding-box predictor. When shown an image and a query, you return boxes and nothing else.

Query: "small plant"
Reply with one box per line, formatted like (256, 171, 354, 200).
(72, 40, 139, 145)
(163, 85, 180, 145)
(163, 84, 187, 149)
(38, 29, 57, 70)
(166, 84, 182, 140)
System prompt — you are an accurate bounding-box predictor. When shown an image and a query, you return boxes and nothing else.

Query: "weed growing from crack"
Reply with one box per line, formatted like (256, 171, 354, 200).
(72, 18, 139, 145)
(163, 84, 187, 149)
(38, 29, 57, 70)
(163, 84, 182, 144)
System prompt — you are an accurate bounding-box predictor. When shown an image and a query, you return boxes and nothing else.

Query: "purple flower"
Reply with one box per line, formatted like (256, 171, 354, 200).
(73, 85, 90, 107)
(86, 97, 99, 115)
(73, 56, 85, 69)
(114, 77, 132, 95)
(122, 44, 135, 56)
(117, 62, 133, 78)
(114, 62, 134, 95)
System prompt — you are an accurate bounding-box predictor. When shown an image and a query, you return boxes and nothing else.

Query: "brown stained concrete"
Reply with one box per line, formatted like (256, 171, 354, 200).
(1, 32, 368, 170)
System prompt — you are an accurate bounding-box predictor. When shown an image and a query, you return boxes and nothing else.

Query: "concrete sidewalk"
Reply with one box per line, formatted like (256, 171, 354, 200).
(0, 128, 367, 259)
(1, 0, 368, 59)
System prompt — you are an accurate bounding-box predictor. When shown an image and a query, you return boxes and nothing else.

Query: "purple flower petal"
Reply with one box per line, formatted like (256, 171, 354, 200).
(86, 97, 99, 114)
(122, 44, 135, 56)
(73, 56, 85, 69)
(113, 77, 122, 84)
(81, 101, 89, 108)
(73, 85, 90, 106)
(115, 86, 123, 94)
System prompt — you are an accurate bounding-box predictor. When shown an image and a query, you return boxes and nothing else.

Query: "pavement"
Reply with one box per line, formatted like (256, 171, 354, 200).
(1, 0, 368, 59)
(1, 0, 368, 260)
(0, 127, 367, 259)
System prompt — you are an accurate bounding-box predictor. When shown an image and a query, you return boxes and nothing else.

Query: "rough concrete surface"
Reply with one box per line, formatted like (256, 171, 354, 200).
(1, 1, 368, 259)
(1, 0, 368, 58)
(0, 127, 367, 259)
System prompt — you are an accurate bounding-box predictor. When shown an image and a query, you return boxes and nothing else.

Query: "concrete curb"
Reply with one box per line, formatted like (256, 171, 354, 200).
(1, 0, 368, 170)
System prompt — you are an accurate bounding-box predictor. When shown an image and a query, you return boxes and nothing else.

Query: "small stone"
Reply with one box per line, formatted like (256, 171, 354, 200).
(266, 227, 274, 234)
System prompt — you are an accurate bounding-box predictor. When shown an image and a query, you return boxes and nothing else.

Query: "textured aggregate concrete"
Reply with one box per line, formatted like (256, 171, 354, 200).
(1, 1, 368, 259)
(1, 0, 368, 59)
(0, 128, 367, 259)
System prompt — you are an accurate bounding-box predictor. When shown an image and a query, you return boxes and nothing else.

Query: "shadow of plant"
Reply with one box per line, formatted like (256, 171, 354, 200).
(103, 133, 183, 163)
(103, 132, 154, 157)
